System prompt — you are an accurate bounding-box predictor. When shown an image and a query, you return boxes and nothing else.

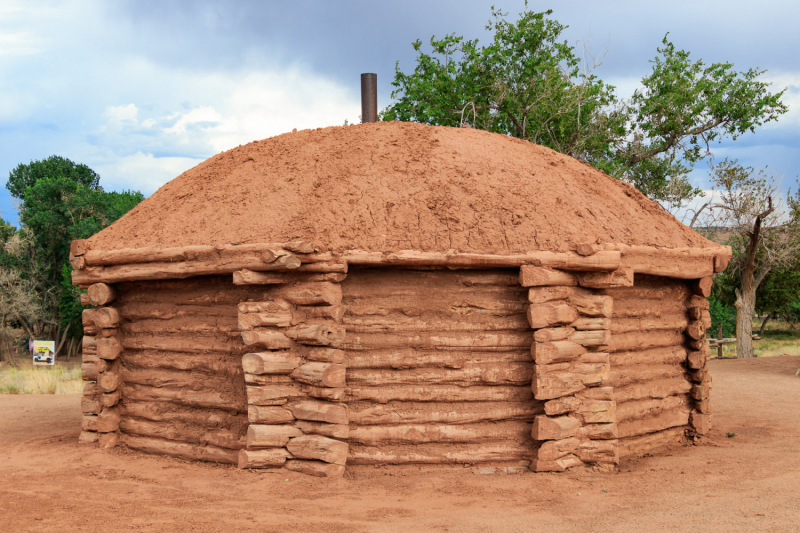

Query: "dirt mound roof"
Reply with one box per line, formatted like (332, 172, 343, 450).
(88, 121, 720, 254)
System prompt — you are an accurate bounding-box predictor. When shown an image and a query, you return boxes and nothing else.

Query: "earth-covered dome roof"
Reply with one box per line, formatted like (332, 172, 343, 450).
(88, 121, 720, 254)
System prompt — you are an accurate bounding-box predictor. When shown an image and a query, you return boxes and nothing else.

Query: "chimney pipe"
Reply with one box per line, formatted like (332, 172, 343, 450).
(361, 73, 377, 123)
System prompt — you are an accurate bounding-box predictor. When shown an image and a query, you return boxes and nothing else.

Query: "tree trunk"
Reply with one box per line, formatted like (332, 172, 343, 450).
(735, 288, 756, 358)
(758, 313, 772, 336)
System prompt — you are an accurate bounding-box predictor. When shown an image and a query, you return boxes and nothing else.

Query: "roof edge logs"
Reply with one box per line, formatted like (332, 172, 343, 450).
(70, 239, 731, 287)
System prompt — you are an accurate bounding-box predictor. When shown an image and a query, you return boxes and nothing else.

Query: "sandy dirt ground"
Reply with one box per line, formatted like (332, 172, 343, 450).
(1, 356, 798, 533)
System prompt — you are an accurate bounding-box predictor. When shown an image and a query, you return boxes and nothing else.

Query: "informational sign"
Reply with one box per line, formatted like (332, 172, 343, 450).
(32, 340, 56, 366)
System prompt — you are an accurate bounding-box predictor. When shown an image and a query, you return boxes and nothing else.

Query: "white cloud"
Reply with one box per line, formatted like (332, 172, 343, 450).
(92, 151, 204, 194)
(103, 103, 139, 123)
(0, 31, 41, 56)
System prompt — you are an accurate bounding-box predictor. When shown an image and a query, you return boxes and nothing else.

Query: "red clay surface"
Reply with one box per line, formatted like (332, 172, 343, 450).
(87, 122, 719, 254)
(2, 356, 798, 532)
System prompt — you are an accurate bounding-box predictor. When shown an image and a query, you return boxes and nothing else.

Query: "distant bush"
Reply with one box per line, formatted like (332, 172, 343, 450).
(709, 294, 736, 338)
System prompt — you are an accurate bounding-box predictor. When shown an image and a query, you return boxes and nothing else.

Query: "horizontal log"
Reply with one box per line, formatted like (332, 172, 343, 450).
(304, 386, 347, 402)
(119, 318, 238, 336)
(120, 366, 242, 392)
(570, 294, 613, 318)
(571, 317, 611, 331)
(81, 396, 102, 415)
(532, 414, 581, 440)
(247, 424, 303, 448)
(532, 340, 586, 365)
(120, 400, 246, 430)
(346, 441, 537, 465)
(342, 331, 533, 351)
(532, 362, 609, 400)
(81, 362, 99, 381)
(122, 383, 245, 413)
(617, 406, 691, 438)
(78, 431, 100, 444)
(82, 308, 97, 327)
(576, 268, 634, 289)
(238, 448, 291, 468)
(610, 314, 688, 334)
(238, 299, 292, 314)
(686, 295, 710, 310)
(284, 459, 345, 478)
(120, 433, 238, 464)
(82, 335, 97, 353)
(98, 372, 122, 393)
(533, 327, 573, 343)
(117, 301, 238, 321)
(610, 300, 688, 320)
(609, 346, 688, 367)
(455, 272, 522, 287)
(241, 329, 293, 349)
(686, 321, 705, 340)
(613, 377, 693, 403)
(102, 390, 121, 408)
(94, 307, 120, 329)
(342, 314, 530, 333)
(543, 387, 613, 415)
(279, 282, 342, 306)
(527, 303, 578, 329)
(83, 407, 120, 433)
(120, 416, 244, 450)
(81, 242, 323, 266)
(290, 363, 346, 388)
(88, 283, 117, 306)
(606, 330, 685, 353)
(575, 439, 619, 464)
(73, 255, 338, 286)
(528, 286, 588, 304)
(121, 350, 241, 375)
(246, 384, 305, 404)
(121, 334, 245, 354)
(244, 373, 294, 386)
(242, 351, 301, 375)
(284, 324, 346, 346)
(233, 269, 347, 285)
(569, 329, 610, 347)
(288, 399, 348, 424)
(348, 401, 542, 426)
(609, 244, 724, 279)
(294, 421, 349, 439)
(287, 435, 348, 465)
(97, 337, 122, 360)
(519, 267, 577, 287)
(342, 249, 621, 271)
(607, 363, 687, 388)
(537, 437, 579, 462)
(616, 395, 691, 423)
(71, 239, 88, 256)
(345, 348, 531, 369)
(618, 427, 686, 458)
(347, 421, 531, 446)
(346, 385, 533, 404)
(248, 405, 294, 424)
(299, 347, 345, 363)
(239, 311, 293, 330)
(346, 363, 533, 387)
(692, 277, 713, 297)
(599, 282, 692, 301)
(294, 305, 345, 324)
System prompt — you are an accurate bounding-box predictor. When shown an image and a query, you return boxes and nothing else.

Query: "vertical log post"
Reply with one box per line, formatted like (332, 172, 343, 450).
(238, 253, 349, 477)
(521, 265, 620, 472)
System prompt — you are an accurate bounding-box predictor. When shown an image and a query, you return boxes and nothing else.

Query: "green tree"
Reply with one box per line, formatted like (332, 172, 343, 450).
(7, 155, 100, 201)
(2, 157, 143, 357)
(383, 6, 787, 205)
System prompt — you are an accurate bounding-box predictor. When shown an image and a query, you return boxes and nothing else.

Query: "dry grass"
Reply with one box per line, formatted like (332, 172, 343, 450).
(0, 367, 83, 395)
(711, 318, 800, 358)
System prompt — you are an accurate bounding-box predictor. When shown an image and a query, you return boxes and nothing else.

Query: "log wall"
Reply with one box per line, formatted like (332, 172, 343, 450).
(114, 276, 254, 463)
(341, 269, 540, 469)
(602, 275, 711, 457)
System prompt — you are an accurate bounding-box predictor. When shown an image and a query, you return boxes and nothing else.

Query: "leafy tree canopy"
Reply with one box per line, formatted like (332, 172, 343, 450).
(383, 6, 788, 205)
(7, 155, 100, 201)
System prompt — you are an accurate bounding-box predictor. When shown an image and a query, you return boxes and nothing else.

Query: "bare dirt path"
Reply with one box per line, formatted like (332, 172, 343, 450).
(2, 356, 798, 533)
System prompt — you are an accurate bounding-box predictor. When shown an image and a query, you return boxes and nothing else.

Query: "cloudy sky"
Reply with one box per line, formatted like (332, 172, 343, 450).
(1, 0, 798, 225)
